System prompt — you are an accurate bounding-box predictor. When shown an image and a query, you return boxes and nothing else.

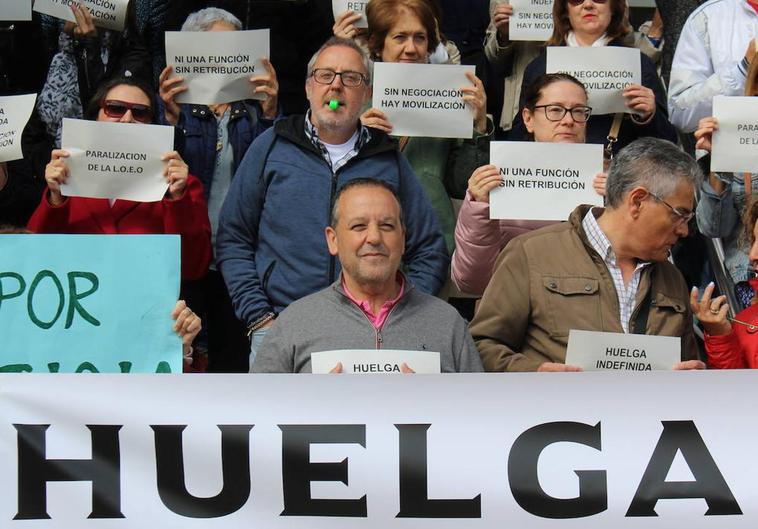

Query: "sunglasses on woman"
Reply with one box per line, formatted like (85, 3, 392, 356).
(100, 99, 154, 124)
(567, 0, 608, 5)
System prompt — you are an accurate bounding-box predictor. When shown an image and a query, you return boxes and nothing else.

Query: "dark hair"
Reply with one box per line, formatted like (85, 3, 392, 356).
(84, 76, 157, 122)
(547, 0, 629, 46)
(331, 178, 404, 228)
(522, 73, 587, 110)
(366, 0, 440, 60)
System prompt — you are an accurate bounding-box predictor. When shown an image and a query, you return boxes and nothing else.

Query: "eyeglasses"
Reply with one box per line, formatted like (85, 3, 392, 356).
(310, 68, 367, 87)
(100, 99, 153, 124)
(531, 104, 592, 123)
(648, 191, 695, 225)
(567, 0, 608, 6)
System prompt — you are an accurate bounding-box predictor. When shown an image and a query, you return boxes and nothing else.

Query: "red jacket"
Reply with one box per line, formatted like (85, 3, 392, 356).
(705, 302, 758, 369)
(27, 175, 212, 280)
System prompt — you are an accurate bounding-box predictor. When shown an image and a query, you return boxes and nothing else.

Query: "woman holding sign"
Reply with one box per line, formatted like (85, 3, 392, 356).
(692, 199, 758, 369)
(357, 0, 493, 253)
(453, 73, 605, 295)
(693, 56, 758, 311)
(27, 77, 212, 283)
(512, 0, 676, 156)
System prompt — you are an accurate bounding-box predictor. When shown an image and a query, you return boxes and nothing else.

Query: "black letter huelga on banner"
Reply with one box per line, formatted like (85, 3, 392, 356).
(396, 424, 482, 518)
(14, 424, 123, 520)
(508, 421, 607, 519)
(626, 421, 742, 516)
(152, 424, 253, 518)
(279, 424, 367, 517)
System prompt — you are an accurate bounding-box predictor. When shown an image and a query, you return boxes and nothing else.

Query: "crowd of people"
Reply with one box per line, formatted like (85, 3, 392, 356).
(3, 0, 758, 374)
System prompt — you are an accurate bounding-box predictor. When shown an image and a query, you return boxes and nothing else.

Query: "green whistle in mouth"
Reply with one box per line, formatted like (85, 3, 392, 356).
(329, 99, 340, 110)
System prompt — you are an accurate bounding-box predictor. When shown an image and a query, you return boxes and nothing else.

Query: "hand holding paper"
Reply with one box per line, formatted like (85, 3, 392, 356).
(44, 149, 71, 206)
(470, 164, 503, 203)
(250, 58, 279, 119)
(537, 362, 583, 372)
(492, 3, 513, 41)
(360, 107, 393, 133)
(158, 65, 187, 126)
(332, 9, 364, 38)
(694, 116, 718, 152)
(63, 4, 97, 39)
(622, 84, 655, 121)
(462, 71, 488, 134)
(592, 172, 607, 197)
(162, 151, 188, 200)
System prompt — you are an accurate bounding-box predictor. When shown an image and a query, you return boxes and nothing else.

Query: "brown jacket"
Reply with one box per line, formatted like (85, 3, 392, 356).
(471, 205, 698, 372)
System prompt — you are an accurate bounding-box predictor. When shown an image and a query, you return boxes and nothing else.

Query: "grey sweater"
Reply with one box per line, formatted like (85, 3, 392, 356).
(252, 280, 484, 373)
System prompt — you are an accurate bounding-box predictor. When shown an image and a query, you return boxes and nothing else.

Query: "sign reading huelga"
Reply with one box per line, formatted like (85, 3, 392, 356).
(0, 372, 751, 526)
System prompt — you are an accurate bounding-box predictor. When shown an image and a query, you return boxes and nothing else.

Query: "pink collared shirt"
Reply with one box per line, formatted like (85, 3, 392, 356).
(342, 275, 405, 330)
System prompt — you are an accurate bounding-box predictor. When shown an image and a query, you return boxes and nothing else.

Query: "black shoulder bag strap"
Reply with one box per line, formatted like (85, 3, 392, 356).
(632, 267, 654, 335)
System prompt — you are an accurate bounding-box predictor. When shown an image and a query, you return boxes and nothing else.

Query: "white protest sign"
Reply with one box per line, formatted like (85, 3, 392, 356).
(0, 0, 32, 20)
(311, 349, 441, 374)
(332, 0, 368, 28)
(0, 93, 36, 162)
(547, 47, 641, 115)
(165, 29, 270, 105)
(509, 0, 553, 42)
(489, 141, 603, 220)
(373, 62, 475, 139)
(565, 330, 681, 371)
(60, 118, 174, 202)
(711, 96, 758, 173)
(2, 371, 758, 526)
(33, 0, 129, 31)
(627, 0, 656, 6)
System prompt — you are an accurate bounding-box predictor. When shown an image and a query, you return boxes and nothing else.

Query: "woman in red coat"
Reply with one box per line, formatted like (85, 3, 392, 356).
(27, 77, 212, 281)
(691, 199, 758, 368)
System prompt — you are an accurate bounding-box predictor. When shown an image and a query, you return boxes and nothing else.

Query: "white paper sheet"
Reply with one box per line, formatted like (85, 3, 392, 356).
(711, 96, 758, 173)
(565, 330, 680, 371)
(0, 93, 36, 163)
(509, 0, 553, 42)
(489, 141, 603, 220)
(33, 0, 129, 31)
(60, 118, 174, 202)
(332, 0, 368, 28)
(0, 0, 32, 20)
(373, 62, 475, 138)
(165, 29, 270, 105)
(311, 349, 441, 374)
(547, 47, 641, 115)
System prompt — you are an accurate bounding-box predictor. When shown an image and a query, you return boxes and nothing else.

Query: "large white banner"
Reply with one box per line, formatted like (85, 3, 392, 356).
(373, 62, 475, 139)
(61, 118, 174, 202)
(711, 96, 758, 173)
(165, 30, 270, 105)
(489, 141, 603, 220)
(509, 0, 553, 42)
(547, 47, 641, 115)
(33, 0, 129, 31)
(0, 372, 754, 527)
(0, 0, 32, 21)
(0, 94, 36, 162)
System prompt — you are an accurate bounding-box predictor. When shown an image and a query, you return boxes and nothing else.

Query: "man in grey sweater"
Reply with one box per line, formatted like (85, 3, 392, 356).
(252, 178, 483, 373)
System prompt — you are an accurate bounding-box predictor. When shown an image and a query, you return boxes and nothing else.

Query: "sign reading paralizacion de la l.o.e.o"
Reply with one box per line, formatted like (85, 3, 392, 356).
(0, 234, 181, 373)
(711, 96, 758, 173)
(373, 62, 475, 139)
(489, 141, 603, 220)
(33, 0, 129, 31)
(547, 47, 641, 115)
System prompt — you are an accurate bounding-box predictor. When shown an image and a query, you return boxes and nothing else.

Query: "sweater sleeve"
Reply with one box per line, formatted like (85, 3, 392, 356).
(251, 317, 295, 373)
(161, 174, 212, 281)
(451, 193, 507, 295)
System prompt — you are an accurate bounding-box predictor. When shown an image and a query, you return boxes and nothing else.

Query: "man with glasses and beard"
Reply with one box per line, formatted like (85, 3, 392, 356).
(471, 138, 706, 372)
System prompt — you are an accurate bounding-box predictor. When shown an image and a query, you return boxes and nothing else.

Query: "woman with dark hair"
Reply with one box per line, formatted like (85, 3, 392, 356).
(511, 0, 676, 156)
(452, 73, 603, 294)
(27, 77, 212, 283)
(692, 197, 758, 369)
(355, 0, 492, 253)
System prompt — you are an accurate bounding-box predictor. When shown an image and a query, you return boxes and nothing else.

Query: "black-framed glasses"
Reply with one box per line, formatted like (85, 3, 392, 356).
(532, 104, 592, 123)
(567, 0, 608, 6)
(310, 68, 367, 87)
(100, 99, 153, 123)
(648, 191, 695, 225)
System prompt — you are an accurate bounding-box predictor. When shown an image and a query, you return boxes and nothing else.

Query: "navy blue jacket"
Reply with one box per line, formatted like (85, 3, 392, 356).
(166, 100, 276, 200)
(216, 115, 449, 326)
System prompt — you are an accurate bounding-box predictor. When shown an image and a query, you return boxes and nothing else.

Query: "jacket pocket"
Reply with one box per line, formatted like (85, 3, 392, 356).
(648, 292, 688, 336)
(541, 276, 601, 338)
